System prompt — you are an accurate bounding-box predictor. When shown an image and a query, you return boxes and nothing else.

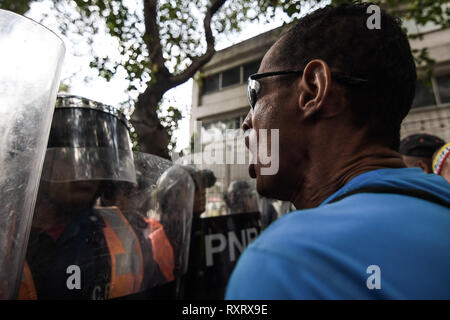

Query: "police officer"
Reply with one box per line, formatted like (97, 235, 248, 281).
(180, 166, 216, 218)
(100, 152, 195, 298)
(19, 95, 144, 300)
(224, 180, 259, 215)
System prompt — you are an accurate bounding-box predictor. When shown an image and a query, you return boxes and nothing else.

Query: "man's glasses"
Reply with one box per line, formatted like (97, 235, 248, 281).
(247, 70, 368, 109)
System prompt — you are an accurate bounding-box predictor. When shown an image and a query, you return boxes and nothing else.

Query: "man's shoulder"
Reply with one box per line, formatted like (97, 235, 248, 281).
(255, 188, 449, 249)
(245, 186, 450, 282)
(323, 168, 450, 206)
(228, 191, 450, 299)
(227, 205, 382, 299)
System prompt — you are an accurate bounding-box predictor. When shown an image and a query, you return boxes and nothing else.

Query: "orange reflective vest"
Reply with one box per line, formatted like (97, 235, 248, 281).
(18, 206, 143, 300)
(17, 261, 37, 300)
(97, 207, 144, 299)
(145, 218, 175, 282)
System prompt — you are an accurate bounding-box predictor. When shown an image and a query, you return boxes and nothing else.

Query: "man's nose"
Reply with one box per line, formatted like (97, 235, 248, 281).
(242, 111, 252, 149)
(242, 111, 252, 132)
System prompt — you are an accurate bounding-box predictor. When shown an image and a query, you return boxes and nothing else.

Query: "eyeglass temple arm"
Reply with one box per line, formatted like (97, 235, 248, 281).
(250, 70, 368, 85)
(331, 72, 368, 85)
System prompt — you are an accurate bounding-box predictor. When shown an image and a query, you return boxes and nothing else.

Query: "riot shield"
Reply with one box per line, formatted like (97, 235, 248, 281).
(0, 10, 65, 299)
(147, 164, 195, 298)
(100, 153, 195, 299)
(179, 163, 264, 300)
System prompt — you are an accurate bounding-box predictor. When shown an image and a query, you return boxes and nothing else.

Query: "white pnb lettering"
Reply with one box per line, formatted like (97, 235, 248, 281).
(204, 228, 259, 267)
(366, 265, 381, 289)
(66, 265, 81, 290)
(205, 233, 227, 267)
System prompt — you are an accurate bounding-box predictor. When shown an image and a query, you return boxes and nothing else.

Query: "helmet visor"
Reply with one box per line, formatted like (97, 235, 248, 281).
(41, 147, 136, 184)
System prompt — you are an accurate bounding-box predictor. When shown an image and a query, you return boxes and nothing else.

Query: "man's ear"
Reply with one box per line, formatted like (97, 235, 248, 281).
(298, 59, 331, 118)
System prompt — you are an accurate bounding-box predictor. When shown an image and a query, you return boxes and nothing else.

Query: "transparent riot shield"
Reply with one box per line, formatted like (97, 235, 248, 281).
(177, 162, 263, 300)
(100, 153, 195, 299)
(146, 164, 195, 298)
(0, 10, 65, 299)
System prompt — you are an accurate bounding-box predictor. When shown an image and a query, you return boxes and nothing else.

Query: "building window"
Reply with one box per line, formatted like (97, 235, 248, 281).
(202, 73, 220, 94)
(222, 66, 241, 88)
(436, 74, 450, 104)
(201, 59, 261, 95)
(412, 80, 436, 108)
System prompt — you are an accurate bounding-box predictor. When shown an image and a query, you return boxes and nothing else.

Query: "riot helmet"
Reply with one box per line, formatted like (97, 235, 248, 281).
(41, 94, 136, 185)
(101, 151, 172, 215)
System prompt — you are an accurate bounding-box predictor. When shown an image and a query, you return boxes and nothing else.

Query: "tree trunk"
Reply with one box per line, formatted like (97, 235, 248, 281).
(130, 86, 170, 160)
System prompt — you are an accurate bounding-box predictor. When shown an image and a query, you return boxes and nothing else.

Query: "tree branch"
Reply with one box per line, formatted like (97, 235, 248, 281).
(143, 0, 170, 77)
(169, 0, 228, 87)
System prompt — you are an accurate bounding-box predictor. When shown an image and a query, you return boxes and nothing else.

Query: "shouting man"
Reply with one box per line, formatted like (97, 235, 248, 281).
(226, 3, 450, 299)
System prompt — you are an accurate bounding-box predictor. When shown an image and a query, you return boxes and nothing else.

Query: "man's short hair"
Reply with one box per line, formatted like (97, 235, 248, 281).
(276, 3, 416, 150)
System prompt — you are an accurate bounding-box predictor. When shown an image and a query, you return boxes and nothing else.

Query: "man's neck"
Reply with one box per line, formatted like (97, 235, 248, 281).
(292, 144, 405, 209)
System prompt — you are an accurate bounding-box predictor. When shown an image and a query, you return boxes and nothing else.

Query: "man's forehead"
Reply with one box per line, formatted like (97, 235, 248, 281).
(259, 37, 286, 73)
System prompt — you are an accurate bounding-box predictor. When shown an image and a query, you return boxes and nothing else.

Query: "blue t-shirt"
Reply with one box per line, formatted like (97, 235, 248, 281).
(225, 168, 450, 299)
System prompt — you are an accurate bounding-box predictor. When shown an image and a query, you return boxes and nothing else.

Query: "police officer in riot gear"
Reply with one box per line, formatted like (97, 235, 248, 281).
(20, 95, 145, 300)
(99, 152, 196, 299)
(180, 166, 216, 218)
(154, 166, 195, 278)
(224, 180, 260, 215)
